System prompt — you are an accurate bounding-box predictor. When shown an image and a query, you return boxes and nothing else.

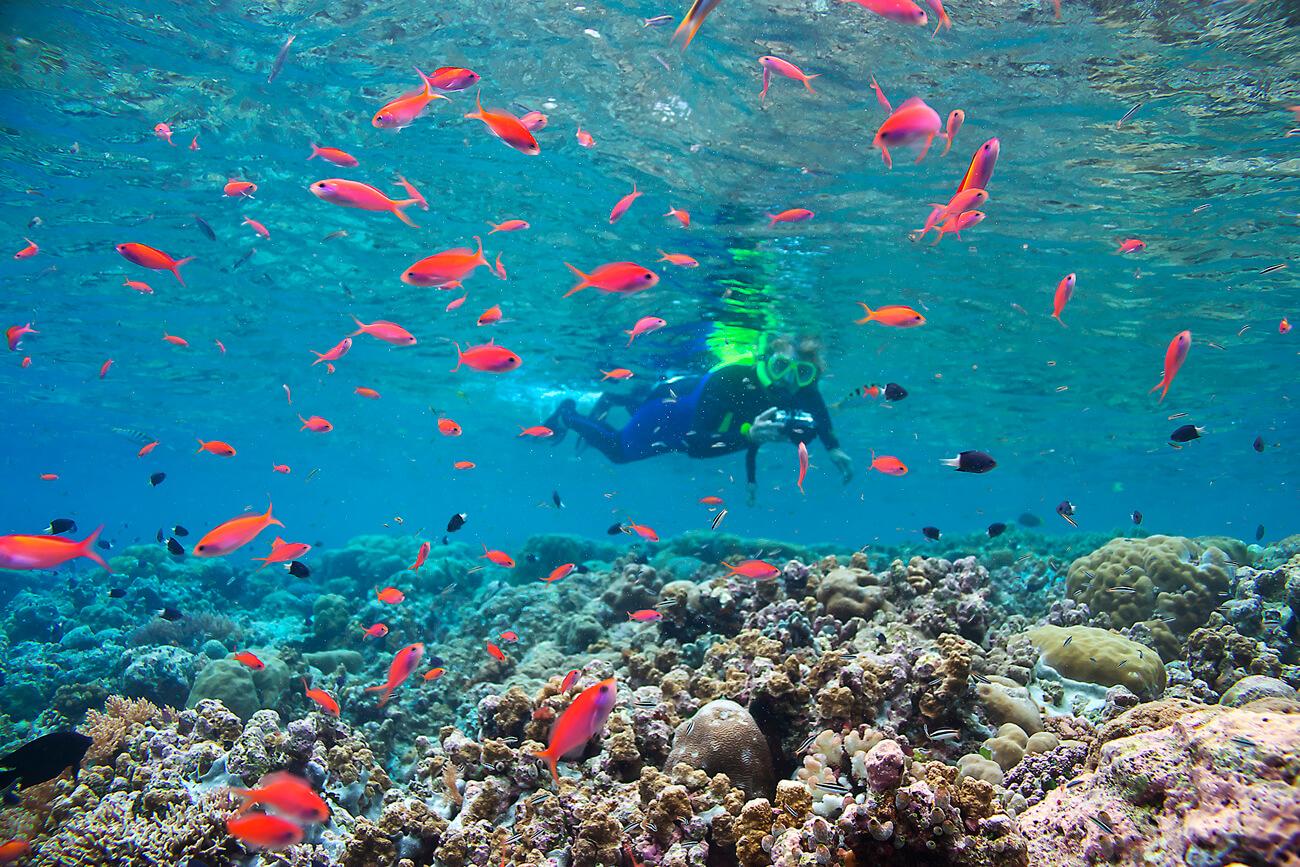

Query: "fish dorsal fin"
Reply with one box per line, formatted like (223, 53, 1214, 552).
(895, 97, 926, 112)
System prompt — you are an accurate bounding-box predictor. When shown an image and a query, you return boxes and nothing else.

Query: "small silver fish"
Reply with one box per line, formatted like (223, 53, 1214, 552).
(1107, 585, 1137, 594)
(1089, 814, 1115, 835)
(268, 33, 296, 84)
(643, 14, 674, 26)
(1259, 263, 1286, 275)
(1115, 102, 1143, 128)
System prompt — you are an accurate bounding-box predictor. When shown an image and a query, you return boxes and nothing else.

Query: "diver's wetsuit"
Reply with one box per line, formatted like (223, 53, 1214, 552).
(558, 363, 840, 484)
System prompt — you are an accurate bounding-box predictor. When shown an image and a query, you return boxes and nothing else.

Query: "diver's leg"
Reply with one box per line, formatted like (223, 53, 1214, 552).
(555, 400, 632, 462)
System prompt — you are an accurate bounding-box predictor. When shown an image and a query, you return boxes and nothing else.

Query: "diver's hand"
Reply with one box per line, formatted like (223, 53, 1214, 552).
(828, 447, 854, 483)
(748, 407, 783, 444)
(747, 482, 757, 506)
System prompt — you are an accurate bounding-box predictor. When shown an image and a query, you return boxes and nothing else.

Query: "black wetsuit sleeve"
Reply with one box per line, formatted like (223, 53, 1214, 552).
(796, 386, 840, 451)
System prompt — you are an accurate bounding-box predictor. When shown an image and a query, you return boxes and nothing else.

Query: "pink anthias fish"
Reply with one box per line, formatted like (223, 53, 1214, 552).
(874, 97, 943, 169)
(941, 109, 963, 155)
(625, 316, 667, 346)
(309, 179, 421, 227)
(366, 643, 425, 707)
(1051, 273, 1076, 326)
(797, 440, 809, 493)
(838, 0, 927, 26)
(956, 138, 1000, 195)
(929, 210, 985, 245)
(1150, 330, 1191, 403)
(926, 0, 952, 34)
(608, 182, 642, 224)
(349, 316, 416, 346)
(918, 188, 987, 238)
(758, 56, 819, 103)
(311, 337, 351, 367)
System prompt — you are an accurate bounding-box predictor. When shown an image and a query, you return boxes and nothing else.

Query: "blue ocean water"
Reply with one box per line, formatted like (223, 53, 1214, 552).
(1, 0, 1296, 553)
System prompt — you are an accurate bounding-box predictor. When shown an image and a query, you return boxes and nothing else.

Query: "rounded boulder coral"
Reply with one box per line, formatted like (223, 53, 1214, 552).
(665, 699, 775, 798)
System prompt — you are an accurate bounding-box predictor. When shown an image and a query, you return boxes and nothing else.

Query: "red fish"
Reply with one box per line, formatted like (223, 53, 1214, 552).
(627, 522, 659, 542)
(299, 415, 333, 433)
(372, 67, 449, 130)
(797, 440, 809, 492)
(13, 238, 37, 259)
(437, 418, 463, 436)
(226, 813, 303, 850)
(1150, 330, 1191, 403)
(658, 251, 698, 268)
(454, 461, 476, 472)
(854, 303, 925, 327)
(465, 91, 540, 155)
(231, 771, 328, 823)
(302, 679, 340, 716)
(724, 559, 780, 580)
(767, 208, 814, 227)
(576, 126, 595, 148)
(519, 425, 553, 437)
(1052, 273, 1075, 326)
(545, 563, 576, 583)
(355, 387, 381, 399)
(481, 545, 516, 568)
(223, 180, 257, 198)
(5, 323, 36, 351)
(941, 108, 963, 154)
(840, 0, 927, 25)
(759, 56, 819, 103)
(309, 179, 421, 227)
(628, 609, 663, 622)
(1118, 238, 1146, 254)
(366, 642, 425, 707)
(451, 341, 521, 373)
(214, 339, 226, 354)
(423, 66, 480, 91)
(0, 526, 108, 572)
(99, 358, 113, 380)
(253, 537, 311, 570)
(560, 669, 580, 691)
(349, 317, 416, 346)
(189, 135, 199, 150)
(232, 651, 265, 670)
(518, 111, 547, 132)
(195, 503, 281, 557)
(163, 333, 189, 347)
(19, 356, 30, 368)
(478, 305, 503, 326)
(116, 242, 193, 286)
(499, 630, 519, 643)
(196, 439, 237, 457)
(486, 641, 507, 661)
(869, 452, 908, 476)
(423, 667, 446, 681)
(870, 75, 892, 114)
(699, 496, 724, 505)
(308, 143, 359, 167)
(242, 217, 270, 239)
(138, 441, 159, 457)
(0, 840, 31, 864)
(601, 368, 634, 381)
(564, 262, 659, 297)
(409, 541, 430, 571)
(956, 138, 1000, 194)
(394, 175, 428, 211)
(401, 237, 490, 286)
(874, 97, 942, 168)
(377, 587, 405, 604)
(664, 206, 691, 227)
(446, 295, 467, 312)
(39, 473, 57, 481)
(488, 219, 529, 234)
(929, 209, 984, 245)
(608, 182, 642, 224)
(273, 464, 291, 474)
(1281, 318, 1292, 335)
(363, 623, 389, 639)
(154, 122, 173, 145)
(626, 316, 667, 345)
(124, 279, 153, 294)
(308, 338, 348, 367)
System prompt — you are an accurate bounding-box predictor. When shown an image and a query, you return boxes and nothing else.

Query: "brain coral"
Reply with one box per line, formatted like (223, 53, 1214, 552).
(664, 699, 774, 798)
(1066, 535, 1232, 635)
(1027, 625, 1166, 699)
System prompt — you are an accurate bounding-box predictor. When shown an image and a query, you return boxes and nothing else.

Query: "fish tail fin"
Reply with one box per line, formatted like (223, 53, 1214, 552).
(473, 235, 486, 266)
(804, 74, 820, 93)
(265, 501, 282, 528)
(195, 439, 206, 454)
(939, 457, 960, 468)
(308, 142, 319, 161)
(77, 525, 110, 572)
(940, 132, 953, 156)
(563, 262, 589, 297)
(625, 330, 635, 347)
(171, 257, 194, 287)
(671, 0, 708, 49)
(464, 89, 484, 121)
(450, 341, 464, 372)
(413, 66, 432, 95)
(1053, 313, 1066, 327)
(880, 143, 893, 169)
(347, 315, 366, 337)
(854, 302, 874, 325)
(392, 200, 420, 228)
(532, 748, 560, 786)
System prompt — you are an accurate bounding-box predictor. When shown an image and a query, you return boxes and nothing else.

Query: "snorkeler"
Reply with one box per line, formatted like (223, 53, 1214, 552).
(545, 335, 853, 503)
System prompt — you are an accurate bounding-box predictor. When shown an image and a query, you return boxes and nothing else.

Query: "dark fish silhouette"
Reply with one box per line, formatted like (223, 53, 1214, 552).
(883, 382, 907, 401)
(149, 472, 166, 487)
(44, 518, 77, 535)
(193, 214, 216, 241)
(288, 560, 311, 578)
(552, 490, 564, 509)
(941, 451, 997, 473)
(1170, 424, 1203, 443)
(165, 537, 185, 556)
(987, 522, 1007, 538)
(158, 607, 183, 621)
(1132, 510, 1143, 525)
(1017, 512, 1041, 527)
(447, 513, 467, 533)
(922, 526, 940, 540)
(172, 525, 189, 537)
(0, 731, 92, 791)
(108, 587, 126, 598)
(1253, 436, 1264, 453)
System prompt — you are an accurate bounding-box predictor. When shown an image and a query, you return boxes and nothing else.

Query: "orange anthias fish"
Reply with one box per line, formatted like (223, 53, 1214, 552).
(253, 537, 311, 571)
(124, 279, 153, 294)
(627, 522, 659, 542)
(226, 813, 304, 850)
(309, 179, 421, 227)
(576, 126, 596, 148)
(302, 679, 340, 716)
(6, 323, 36, 351)
(560, 669, 580, 691)
(454, 460, 476, 470)
(521, 111, 548, 131)
(797, 440, 809, 492)
(564, 262, 659, 297)
(223, 180, 257, 198)
(0, 526, 109, 572)
(481, 545, 516, 567)
(349, 317, 417, 346)
(545, 563, 576, 582)
(363, 623, 388, 639)
(672, 0, 723, 49)
(409, 541, 430, 571)
(394, 175, 428, 211)
(231, 771, 329, 823)
(138, 440, 159, 457)
(478, 305, 503, 326)
(401, 237, 491, 286)
(0, 840, 32, 864)
(1150, 329, 1191, 403)
(355, 387, 381, 400)
(13, 238, 37, 259)
(499, 630, 519, 643)
(241, 217, 270, 239)
(533, 677, 618, 785)
(196, 439, 237, 457)
(665, 206, 691, 227)
(115, 242, 194, 286)
(519, 425, 553, 437)
(437, 418, 463, 436)
(273, 464, 291, 474)
(724, 559, 780, 580)
(488, 219, 529, 233)
(869, 452, 908, 476)
(163, 333, 189, 347)
(311, 338, 351, 367)
(366, 642, 425, 707)
(609, 182, 642, 224)
(232, 651, 265, 670)
(299, 415, 333, 433)
(1118, 238, 1147, 254)
(194, 503, 282, 557)
(854, 303, 926, 327)
(1052, 273, 1076, 326)
(1281, 317, 1292, 335)
(601, 368, 634, 381)
(377, 587, 405, 604)
(423, 667, 446, 681)
(929, 209, 985, 245)
(451, 341, 522, 373)
(628, 609, 663, 622)
(767, 208, 814, 227)
(308, 143, 359, 167)
(874, 97, 943, 169)
(372, 67, 450, 130)
(658, 251, 698, 268)
(486, 641, 507, 661)
(423, 66, 480, 91)
(464, 91, 540, 155)
(699, 496, 724, 505)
